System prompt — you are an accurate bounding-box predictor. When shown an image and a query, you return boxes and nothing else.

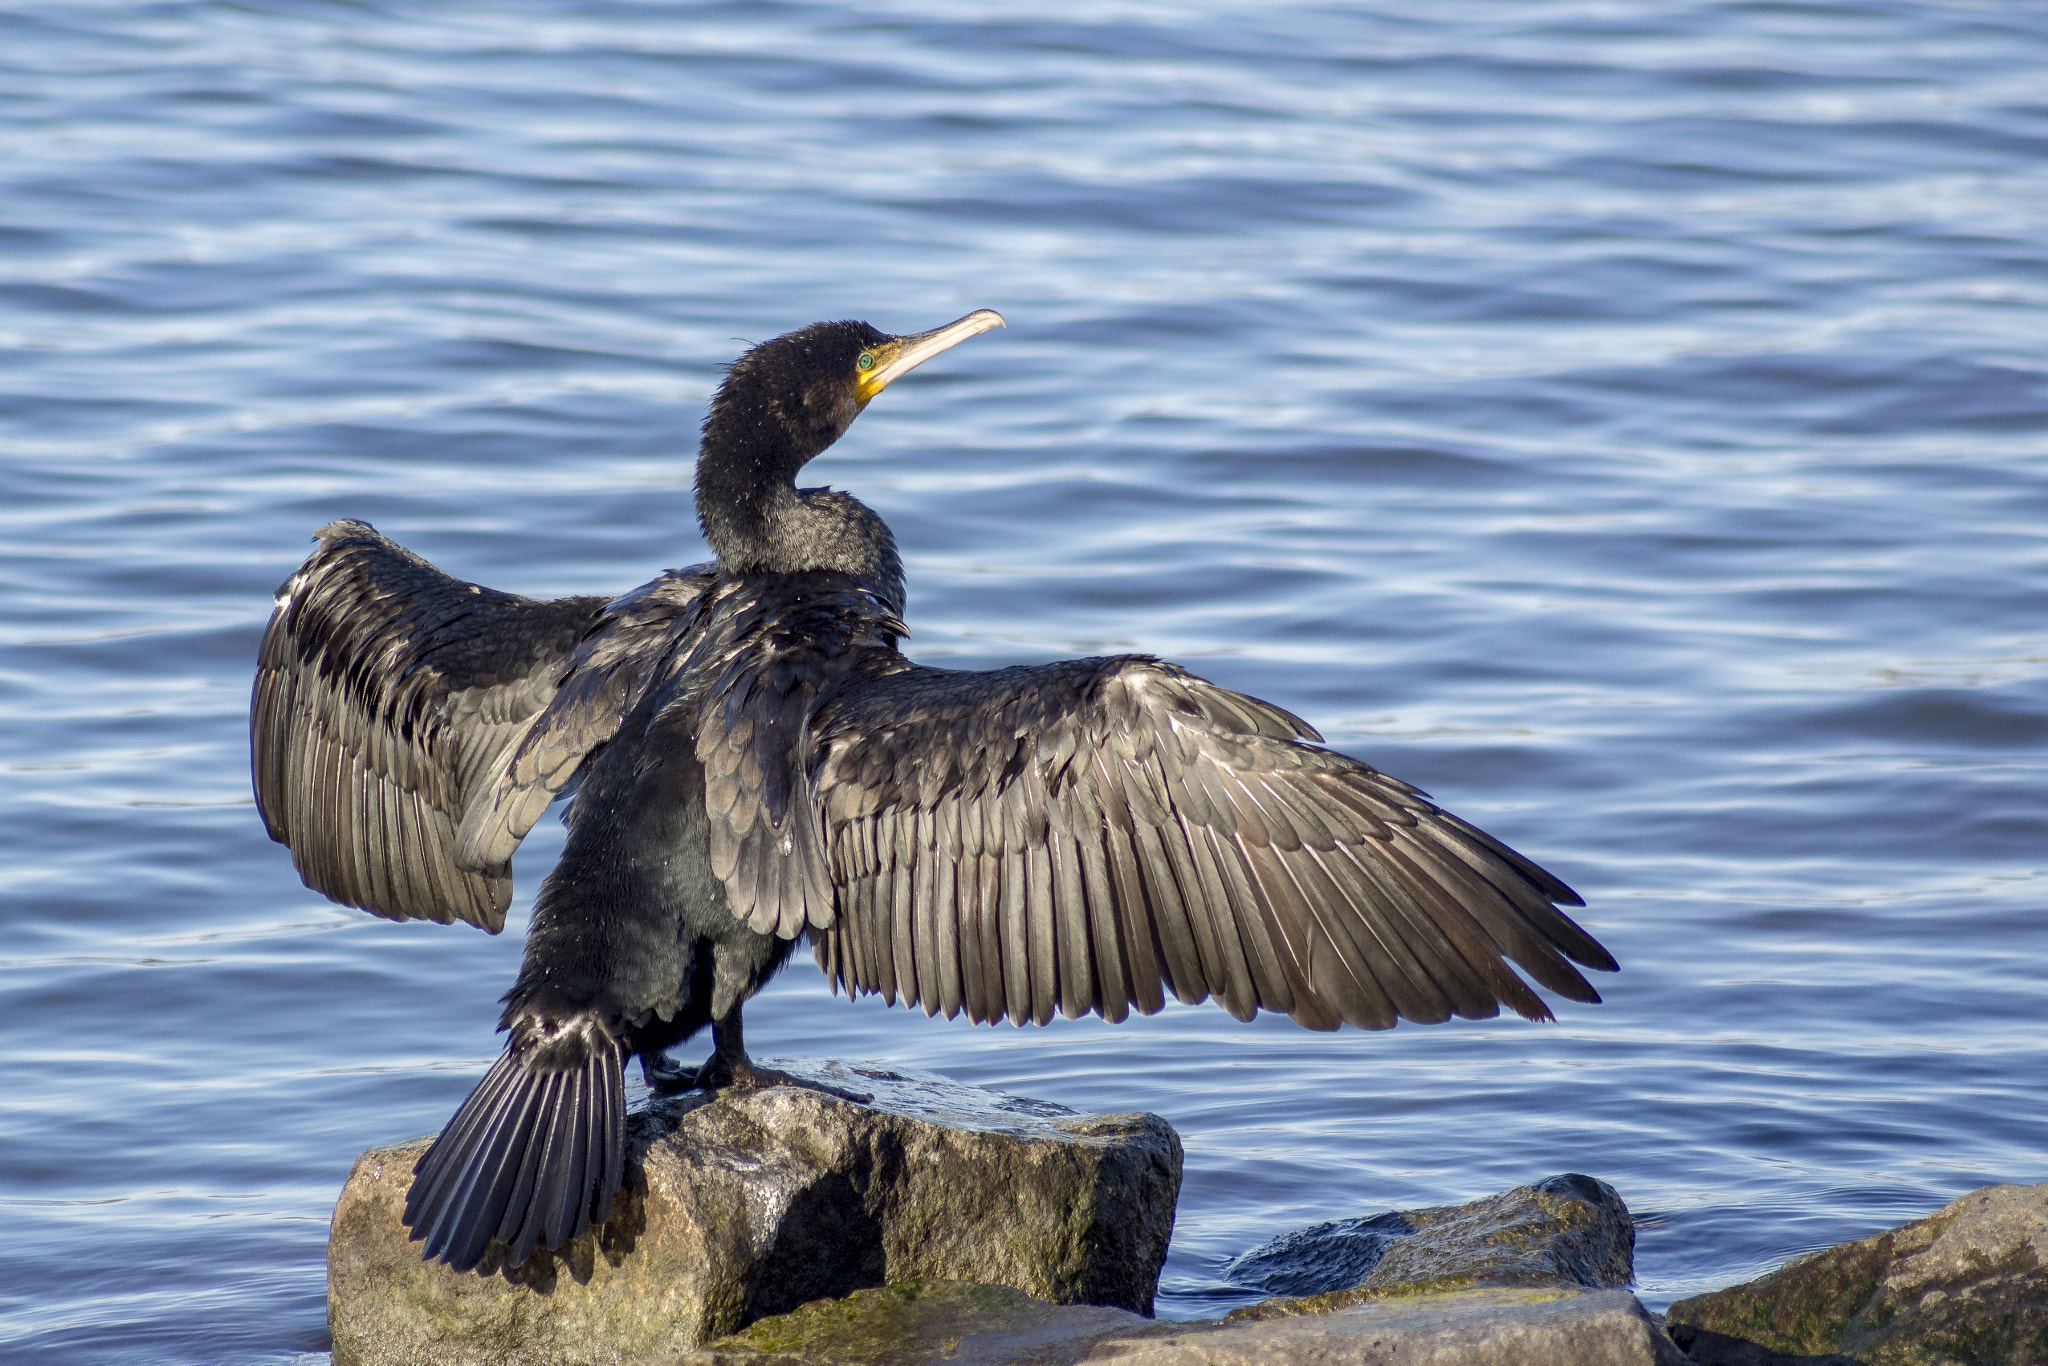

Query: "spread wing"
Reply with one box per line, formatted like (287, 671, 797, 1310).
(252, 520, 612, 931)
(805, 656, 1614, 1030)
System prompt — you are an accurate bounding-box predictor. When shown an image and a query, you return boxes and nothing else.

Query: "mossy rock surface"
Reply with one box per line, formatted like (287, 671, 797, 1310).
(1665, 1180, 2048, 1366)
(677, 1280, 1172, 1365)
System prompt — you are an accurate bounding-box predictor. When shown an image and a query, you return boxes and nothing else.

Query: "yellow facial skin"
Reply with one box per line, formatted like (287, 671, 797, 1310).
(853, 308, 1006, 407)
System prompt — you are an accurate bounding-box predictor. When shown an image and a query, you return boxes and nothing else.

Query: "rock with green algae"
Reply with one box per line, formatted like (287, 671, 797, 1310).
(326, 1060, 1181, 1366)
(1664, 1179, 2048, 1366)
(663, 1281, 1177, 1365)
(1219, 1172, 1637, 1318)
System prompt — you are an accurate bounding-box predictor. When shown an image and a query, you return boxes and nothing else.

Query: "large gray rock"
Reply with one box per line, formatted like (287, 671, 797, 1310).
(1222, 1172, 1637, 1312)
(327, 1060, 1182, 1366)
(1664, 1180, 2048, 1366)
(675, 1285, 1685, 1366)
(1093, 1286, 1691, 1365)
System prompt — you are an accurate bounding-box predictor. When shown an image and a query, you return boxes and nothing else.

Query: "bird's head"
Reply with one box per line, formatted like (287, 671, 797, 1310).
(696, 310, 1004, 580)
(703, 309, 1006, 469)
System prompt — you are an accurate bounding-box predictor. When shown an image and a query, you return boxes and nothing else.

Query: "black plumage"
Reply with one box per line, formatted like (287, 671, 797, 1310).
(252, 309, 1617, 1275)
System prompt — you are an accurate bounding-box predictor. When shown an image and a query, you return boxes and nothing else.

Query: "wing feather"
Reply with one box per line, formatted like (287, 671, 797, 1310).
(1051, 830, 1093, 1020)
(931, 838, 962, 1019)
(1027, 843, 1060, 1026)
(1102, 817, 1166, 1017)
(1130, 816, 1209, 1007)
(971, 853, 1003, 1025)
(998, 850, 1032, 1026)
(1075, 823, 1131, 1025)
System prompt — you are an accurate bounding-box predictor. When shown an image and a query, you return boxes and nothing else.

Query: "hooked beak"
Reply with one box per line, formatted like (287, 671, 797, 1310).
(855, 309, 1006, 406)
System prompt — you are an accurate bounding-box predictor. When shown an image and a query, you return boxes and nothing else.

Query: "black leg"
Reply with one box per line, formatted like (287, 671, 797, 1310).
(692, 1008, 872, 1103)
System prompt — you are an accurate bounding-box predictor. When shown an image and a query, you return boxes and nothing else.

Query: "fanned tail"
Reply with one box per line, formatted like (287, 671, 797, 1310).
(403, 1033, 625, 1273)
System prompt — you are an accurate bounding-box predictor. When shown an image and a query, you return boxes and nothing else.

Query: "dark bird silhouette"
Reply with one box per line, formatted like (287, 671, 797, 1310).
(252, 309, 1616, 1275)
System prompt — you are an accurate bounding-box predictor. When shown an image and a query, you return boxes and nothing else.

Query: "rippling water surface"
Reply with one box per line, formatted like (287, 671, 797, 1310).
(3, 2, 2046, 1360)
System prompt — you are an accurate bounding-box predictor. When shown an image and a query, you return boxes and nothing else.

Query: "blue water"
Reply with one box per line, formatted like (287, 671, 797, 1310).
(3, 2, 2046, 1360)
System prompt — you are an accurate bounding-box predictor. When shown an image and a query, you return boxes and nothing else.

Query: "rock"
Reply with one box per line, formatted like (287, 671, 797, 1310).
(1661, 1323, 1857, 1366)
(1092, 1286, 1690, 1365)
(670, 1286, 1688, 1366)
(1118, 1173, 1674, 1364)
(655, 1174, 1680, 1365)
(671, 1285, 1691, 1366)
(327, 1060, 1182, 1366)
(1222, 1172, 1637, 1312)
(1219, 1209, 1414, 1299)
(1664, 1180, 2048, 1366)
(668, 1280, 1177, 1365)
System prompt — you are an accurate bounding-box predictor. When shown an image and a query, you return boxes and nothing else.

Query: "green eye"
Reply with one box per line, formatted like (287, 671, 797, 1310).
(857, 352, 875, 371)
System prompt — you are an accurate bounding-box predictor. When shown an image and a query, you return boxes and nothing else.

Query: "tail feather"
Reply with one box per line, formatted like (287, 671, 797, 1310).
(459, 1069, 550, 1253)
(529, 1070, 576, 1255)
(491, 1070, 559, 1250)
(404, 1041, 625, 1273)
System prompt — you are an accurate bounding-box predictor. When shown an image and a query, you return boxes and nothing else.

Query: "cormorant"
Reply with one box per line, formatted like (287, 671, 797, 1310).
(252, 309, 1616, 1276)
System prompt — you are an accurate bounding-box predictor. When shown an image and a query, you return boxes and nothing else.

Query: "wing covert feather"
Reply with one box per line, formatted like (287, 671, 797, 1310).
(455, 566, 717, 873)
(689, 576, 905, 939)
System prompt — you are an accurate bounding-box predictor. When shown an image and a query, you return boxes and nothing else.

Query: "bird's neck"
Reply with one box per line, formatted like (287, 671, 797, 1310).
(694, 414, 905, 608)
(696, 459, 799, 568)
(695, 397, 813, 567)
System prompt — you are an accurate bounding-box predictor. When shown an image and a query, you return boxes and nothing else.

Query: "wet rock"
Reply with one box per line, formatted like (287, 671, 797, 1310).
(327, 1060, 1181, 1366)
(669, 1280, 1175, 1365)
(1219, 1208, 1414, 1299)
(1221, 1172, 1637, 1311)
(1664, 1180, 2048, 1366)
(1093, 1286, 1689, 1365)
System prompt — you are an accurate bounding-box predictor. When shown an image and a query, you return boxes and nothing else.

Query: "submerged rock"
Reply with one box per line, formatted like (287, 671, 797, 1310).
(1664, 1179, 2048, 1366)
(1222, 1172, 1637, 1311)
(326, 1060, 1181, 1366)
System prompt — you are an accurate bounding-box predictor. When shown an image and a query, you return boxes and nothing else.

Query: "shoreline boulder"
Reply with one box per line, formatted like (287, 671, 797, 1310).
(1221, 1171, 1637, 1309)
(327, 1059, 1182, 1366)
(1665, 1179, 2048, 1366)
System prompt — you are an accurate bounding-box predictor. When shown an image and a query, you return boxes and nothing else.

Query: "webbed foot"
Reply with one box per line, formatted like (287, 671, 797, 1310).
(690, 1009, 873, 1103)
(641, 1052, 699, 1095)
